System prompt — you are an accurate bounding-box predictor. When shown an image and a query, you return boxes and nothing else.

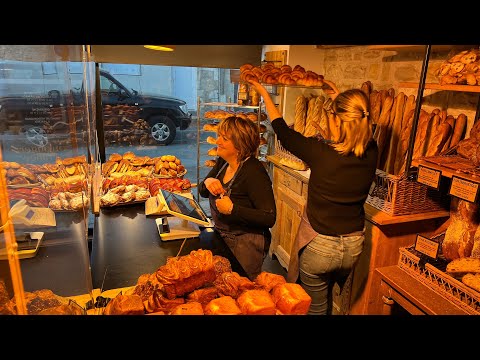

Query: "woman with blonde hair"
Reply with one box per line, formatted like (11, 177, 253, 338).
(249, 79, 378, 314)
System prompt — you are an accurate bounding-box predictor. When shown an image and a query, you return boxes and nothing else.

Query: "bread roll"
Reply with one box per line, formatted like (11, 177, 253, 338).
(294, 96, 307, 134)
(207, 147, 218, 157)
(203, 123, 218, 132)
(186, 287, 219, 307)
(206, 136, 217, 145)
(204, 159, 216, 167)
(213, 271, 255, 299)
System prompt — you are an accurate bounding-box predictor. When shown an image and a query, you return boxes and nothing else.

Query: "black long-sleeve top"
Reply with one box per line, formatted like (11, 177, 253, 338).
(272, 117, 378, 235)
(199, 156, 276, 234)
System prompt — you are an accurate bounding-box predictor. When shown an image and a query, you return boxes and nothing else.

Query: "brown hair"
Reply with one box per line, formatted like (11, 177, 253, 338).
(331, 89, 373, 157)
(217, 116, 260, 162)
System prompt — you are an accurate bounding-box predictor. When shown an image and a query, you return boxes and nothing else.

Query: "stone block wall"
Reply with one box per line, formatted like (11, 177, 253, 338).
(284, 45, 478, 134)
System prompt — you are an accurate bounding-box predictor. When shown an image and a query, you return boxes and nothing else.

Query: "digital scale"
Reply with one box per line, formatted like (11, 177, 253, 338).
(156, 216, 200, 241)
(0, 232, 44, 260)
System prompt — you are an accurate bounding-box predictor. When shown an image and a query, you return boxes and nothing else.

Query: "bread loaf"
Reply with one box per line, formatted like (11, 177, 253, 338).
(104, 294, 145, 315)
(155, 249, 216, 299)
(425, 121, 452, 157)
(169, 301, 204, 315)
(213, 271, 255, 298)
(204, 295, 242, 315)
(303, 97, 319, 137)
(271, 283, 312, 315)
(254, 271, 286, 292)
(294, 96, 307, 134)
(203, 123, 218, 132)
(461, 273, 480, 293)
(446, 257, 480, 277)
(394, 108, 415, 174)
(236, 289, 276, 315)
(204, 159, 216, 167)
(186, 287, 219, 307)
(442, 197, 480, 261)
(412, 111, 433, 160)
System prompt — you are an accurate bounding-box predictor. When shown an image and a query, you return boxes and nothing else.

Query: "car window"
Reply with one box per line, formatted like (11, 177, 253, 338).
(100, 76, 119, 93)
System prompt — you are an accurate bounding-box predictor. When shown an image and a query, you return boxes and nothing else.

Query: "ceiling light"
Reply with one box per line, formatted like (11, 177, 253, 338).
(143, 45, 175, 52)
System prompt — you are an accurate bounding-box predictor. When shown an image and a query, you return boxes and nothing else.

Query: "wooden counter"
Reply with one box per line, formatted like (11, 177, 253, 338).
(371, 265, 468, 315)
(266, 155, 451, 314)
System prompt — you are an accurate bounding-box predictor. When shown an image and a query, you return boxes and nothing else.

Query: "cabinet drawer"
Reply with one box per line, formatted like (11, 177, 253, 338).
(277, 169, 303, 196)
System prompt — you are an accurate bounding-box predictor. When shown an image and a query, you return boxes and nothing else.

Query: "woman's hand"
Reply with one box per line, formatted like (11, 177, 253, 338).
(323, 79, 340, 100)
(204, 178, 226, 197)
(215, 195, 233, 215)
(247, 79, 267, 96)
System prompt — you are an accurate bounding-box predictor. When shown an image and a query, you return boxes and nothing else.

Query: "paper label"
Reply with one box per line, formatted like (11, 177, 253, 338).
(417, 165, 441, 189)
(414, 234, 440, 259)
(449, 175, 479, 203)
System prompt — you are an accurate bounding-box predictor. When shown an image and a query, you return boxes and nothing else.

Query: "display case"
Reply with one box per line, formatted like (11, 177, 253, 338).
(0, 45, 98, 314)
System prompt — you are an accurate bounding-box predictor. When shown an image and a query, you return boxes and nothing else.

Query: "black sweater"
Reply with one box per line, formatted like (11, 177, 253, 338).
(199, 157, 276, 234)
(272, 117, 378, 235)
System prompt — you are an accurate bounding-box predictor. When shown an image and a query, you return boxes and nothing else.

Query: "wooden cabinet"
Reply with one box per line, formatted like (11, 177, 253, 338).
(268, 156, 308, 269)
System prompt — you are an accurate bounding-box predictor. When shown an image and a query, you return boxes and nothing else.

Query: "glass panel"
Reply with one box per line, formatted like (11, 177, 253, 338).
(99, 64, 239, 217)
(0, 45, 96, 314)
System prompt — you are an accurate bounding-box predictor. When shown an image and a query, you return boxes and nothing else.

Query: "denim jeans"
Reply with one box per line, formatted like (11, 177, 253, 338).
(299, 232, 364, 315)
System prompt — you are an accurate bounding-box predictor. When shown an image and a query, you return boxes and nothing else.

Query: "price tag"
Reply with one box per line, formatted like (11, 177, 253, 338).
(449, 175, 479, 203)
(417, 165, 441, 190)
(414, 234, 440, 259)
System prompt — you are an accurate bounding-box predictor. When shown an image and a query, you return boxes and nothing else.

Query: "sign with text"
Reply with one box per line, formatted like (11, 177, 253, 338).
(449, 175, 479, 203)
(417, 165, 441, 190)
(414, 234, 440, 259)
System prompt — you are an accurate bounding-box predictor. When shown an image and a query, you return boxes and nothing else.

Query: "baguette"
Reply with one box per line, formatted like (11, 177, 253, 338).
(294, 96, 307, 134)
(424, 114, 441, 156)
(425, 121, 452, 157)
(385, 92, 406, 174)
(450, 113, 467, 148)
(395, 109, 415, 174)
(303, 97, 319, 138)
(370, 91, 382, 125)
(412, 110, 431, 160)
(441, 115, 456, 152)
(374, 95, 394, 170)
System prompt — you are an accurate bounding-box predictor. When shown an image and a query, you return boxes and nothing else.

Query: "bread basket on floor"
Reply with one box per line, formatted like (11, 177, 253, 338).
(398, 233, 480, 315)
(366, 169, 449, 216)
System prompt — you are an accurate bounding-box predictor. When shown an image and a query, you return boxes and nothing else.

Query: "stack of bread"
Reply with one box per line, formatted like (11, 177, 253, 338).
(358, 81, 467, 175)
(439, 196, 480, 294)
(434, 48, 480, 86)
(101, 249, 312, 315)
(239, 63, 324, 87)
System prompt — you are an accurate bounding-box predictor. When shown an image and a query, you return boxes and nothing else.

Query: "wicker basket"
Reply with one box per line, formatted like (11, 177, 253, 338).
(398, 233, 480, 315)
(366, 169, 449, 216)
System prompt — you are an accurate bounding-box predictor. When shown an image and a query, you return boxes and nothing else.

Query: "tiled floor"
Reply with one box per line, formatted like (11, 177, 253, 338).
(262, 254, 287, 278)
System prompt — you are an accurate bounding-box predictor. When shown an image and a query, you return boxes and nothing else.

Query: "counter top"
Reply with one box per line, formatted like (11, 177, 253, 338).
(91, 203, 246, 291)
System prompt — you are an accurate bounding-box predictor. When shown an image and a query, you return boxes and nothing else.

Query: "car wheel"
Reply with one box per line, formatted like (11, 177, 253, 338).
(25, 126, 48, 147)
(149, 116, 176, 145)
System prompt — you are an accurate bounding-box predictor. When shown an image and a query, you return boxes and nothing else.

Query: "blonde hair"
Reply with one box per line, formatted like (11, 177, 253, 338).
(331, 89, 373, 157)
(217, 116, 260, 162)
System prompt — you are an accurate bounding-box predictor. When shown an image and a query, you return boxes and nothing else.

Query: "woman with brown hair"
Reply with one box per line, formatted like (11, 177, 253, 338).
(199, 116, 276, 280)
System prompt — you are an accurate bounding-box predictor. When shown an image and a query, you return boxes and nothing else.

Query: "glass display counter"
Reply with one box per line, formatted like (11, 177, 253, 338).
(0, 45, 98, 314)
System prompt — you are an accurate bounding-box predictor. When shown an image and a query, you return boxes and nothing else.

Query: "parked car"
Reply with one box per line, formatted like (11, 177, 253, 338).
(0, 69, 192, 147)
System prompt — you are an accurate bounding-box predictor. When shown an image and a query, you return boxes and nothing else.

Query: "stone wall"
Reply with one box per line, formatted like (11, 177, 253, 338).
(285, 45, 478, 134)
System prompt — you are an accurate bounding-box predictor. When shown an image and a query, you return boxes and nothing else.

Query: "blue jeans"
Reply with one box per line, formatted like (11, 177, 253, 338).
(299, 232, 364, 315)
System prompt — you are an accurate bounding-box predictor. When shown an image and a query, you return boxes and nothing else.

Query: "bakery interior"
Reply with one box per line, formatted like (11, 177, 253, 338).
(1, 44, 480, 315)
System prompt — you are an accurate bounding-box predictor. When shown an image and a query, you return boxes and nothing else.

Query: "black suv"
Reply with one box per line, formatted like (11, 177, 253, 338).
(0, 69, 192, 147)
(99, 69, 192, 146)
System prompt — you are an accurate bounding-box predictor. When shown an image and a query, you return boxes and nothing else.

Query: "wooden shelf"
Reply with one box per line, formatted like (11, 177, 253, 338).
(412, 158, 479, 180)
(364, 203, 449, 226)
(367, 45, 474, 53)
(399, 82, 480, 93)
